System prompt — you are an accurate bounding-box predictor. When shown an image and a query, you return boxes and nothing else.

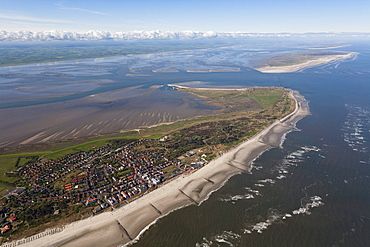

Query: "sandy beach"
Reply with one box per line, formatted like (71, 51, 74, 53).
(3, 90, 310, 247)
(255, 52, 357, 73)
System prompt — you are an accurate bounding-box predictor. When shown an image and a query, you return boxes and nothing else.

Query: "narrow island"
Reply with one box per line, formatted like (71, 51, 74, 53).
(0, 86, 310, 247)
(254, 50, 357, 73)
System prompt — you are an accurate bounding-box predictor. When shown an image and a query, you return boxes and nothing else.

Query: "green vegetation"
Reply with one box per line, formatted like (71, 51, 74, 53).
(0, 135, 155, 166)
(182, 87, 285, 110)
(117, 168, 134, 178)
(0, 158, 19, 184)
(249, 87, 284, 109)
(17, 157, 34, 167)
(42, 137, 133, 160)
(0, 156, 39, 188)
(42, 134, 165, 160)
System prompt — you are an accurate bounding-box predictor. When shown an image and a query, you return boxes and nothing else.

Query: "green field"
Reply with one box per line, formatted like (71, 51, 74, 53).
(182, 87, 285, 110)
(0, 158, 20, 184)
(249, 88, 284, 109)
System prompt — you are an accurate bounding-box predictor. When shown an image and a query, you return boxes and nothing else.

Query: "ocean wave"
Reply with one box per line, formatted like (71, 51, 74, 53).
(342, 104, 370, 153)
(196, 230, 241, 247)
(214, 231, 240, 246)
(245, 187, 262, 196)
(254, 183, 265, 187)
(243, 196, 324, 234)
(279, 125, 301, 148)
(195, 237, 213, 247)
(273, 145, 322, 179)
(220, 187, 261, 203)
(257, 178, 276, 184)
(292, 196, 324, 215)
(244, 208, 282, 234)
(219, 194, 254, 203)
(250, 164, 263, 171)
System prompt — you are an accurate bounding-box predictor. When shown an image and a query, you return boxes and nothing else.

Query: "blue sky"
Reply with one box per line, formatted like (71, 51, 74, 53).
(0, 0, 369, 33)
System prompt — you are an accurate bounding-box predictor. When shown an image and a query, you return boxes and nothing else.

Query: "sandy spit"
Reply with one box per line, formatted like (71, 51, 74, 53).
(254, 52, 357, 73)
(6, 90, 310, 247)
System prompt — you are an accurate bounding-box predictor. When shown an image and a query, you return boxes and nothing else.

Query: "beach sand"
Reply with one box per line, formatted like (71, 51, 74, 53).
(255, 52, 357, 73)
(7, 90, 310, 247)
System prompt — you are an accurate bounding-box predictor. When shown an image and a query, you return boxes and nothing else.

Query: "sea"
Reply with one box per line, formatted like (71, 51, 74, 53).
(1, 39, 370, 247)
(127, 43, 370, 247)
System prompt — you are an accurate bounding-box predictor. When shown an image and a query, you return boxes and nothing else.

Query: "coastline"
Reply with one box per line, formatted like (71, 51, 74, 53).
(254, 52, 357, 73)
(4, 90, 310, 247)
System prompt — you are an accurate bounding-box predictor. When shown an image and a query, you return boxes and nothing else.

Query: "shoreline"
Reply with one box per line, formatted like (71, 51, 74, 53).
(167, 84, 249, 90)
(254, 52, 357, 73)
(3, 90, 310, 247)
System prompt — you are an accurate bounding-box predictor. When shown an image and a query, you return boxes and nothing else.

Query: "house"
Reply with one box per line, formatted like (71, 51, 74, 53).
(9, 217, 17, 222)
(1, 224, 11, 234)
(159, 136, 170, 142)
(85, 197, 98, 206)
(150, 177, 161, 185)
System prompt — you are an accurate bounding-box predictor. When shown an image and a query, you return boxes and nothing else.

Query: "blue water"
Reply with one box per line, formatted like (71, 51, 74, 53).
(128, 43, 370, 247)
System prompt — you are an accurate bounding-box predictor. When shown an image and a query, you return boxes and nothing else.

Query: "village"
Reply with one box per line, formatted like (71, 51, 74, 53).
(0, 137, 208, 238)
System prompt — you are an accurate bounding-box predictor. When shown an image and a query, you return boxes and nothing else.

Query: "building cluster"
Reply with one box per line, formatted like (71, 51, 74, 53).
(1, 138, 208, 236)
(0, 210, 17, 235)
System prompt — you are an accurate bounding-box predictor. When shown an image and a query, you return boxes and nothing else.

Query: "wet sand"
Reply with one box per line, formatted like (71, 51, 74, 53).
(13, 90, 310, 247)
(0, 86, 219, 150)
(254, 52, 357, 73)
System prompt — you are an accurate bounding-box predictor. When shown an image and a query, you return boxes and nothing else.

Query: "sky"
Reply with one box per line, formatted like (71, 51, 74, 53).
(0, 0, 369, 33)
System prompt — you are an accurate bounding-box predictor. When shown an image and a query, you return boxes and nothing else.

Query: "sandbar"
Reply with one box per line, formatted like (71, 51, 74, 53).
(152, 69, 179, 73)
(255, 52, 357, 73)
(186, 67, 240, 73)
(7, 90, 310, 247)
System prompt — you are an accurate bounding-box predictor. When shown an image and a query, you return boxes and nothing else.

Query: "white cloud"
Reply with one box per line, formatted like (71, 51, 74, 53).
(0, 30, 369, 42)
